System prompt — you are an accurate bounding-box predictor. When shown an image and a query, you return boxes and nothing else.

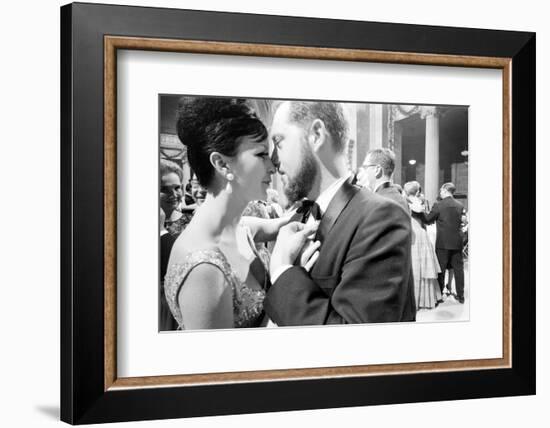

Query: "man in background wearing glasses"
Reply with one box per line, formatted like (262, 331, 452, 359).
(356, 148, 410, 214)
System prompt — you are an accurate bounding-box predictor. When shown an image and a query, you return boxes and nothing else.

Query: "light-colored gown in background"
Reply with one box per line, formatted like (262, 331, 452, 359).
(409, 197, 442, 309)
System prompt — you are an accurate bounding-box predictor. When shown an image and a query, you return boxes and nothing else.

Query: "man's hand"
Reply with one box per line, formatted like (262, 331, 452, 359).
(299, 239, 321, 272)
(270, 221, 319, 274)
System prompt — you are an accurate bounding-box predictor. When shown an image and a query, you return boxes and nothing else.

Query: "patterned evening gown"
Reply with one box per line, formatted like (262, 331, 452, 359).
(410, 214, 442, 309)
(164, 248, 266, 329)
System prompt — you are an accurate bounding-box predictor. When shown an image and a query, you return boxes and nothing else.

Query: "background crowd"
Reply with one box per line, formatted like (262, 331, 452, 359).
(355, 148, 468, 310)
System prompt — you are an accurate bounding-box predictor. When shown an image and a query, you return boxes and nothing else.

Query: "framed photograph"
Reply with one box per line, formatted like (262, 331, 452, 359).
(61, 2, 535, 424)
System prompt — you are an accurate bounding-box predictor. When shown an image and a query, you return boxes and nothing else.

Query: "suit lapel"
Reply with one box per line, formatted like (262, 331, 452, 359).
(316, 178, 361, 244)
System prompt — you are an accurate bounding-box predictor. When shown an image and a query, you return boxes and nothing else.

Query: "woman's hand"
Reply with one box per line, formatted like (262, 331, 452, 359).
(280, 206, 299, 224)
(241, 207, 299, 243)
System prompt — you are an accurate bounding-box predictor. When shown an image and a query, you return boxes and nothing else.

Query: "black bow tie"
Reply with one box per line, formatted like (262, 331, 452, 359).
(297, 199, 322, 223)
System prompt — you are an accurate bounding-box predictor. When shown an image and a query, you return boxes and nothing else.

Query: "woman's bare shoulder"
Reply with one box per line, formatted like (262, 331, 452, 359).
(169, 228, 218, 261)
(181, 262, 227, 293)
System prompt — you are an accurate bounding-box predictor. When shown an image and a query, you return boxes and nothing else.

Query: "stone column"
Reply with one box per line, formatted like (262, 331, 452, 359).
(421, 107, 441, 203)
(344, 103, 358, 172)
(369, 104, 384, 150)
(356, 104, 369, 165)
(393, 122, 403, 186)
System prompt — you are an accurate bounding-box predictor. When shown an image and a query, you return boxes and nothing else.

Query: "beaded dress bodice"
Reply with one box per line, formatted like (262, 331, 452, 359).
(164, 249, 266, 329)
(164, 211, 194, 237)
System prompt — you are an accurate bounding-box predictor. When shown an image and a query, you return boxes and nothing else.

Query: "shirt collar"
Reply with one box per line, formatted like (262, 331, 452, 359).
(315, 173, 351, 216)
(374, 180, 391, 194)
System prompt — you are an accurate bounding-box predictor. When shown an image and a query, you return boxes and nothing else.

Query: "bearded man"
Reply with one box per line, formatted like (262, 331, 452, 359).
(265, 101, 416, 325)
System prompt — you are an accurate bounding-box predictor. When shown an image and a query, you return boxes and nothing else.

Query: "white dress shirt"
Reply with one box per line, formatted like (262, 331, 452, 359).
(270, 173, 351, 283)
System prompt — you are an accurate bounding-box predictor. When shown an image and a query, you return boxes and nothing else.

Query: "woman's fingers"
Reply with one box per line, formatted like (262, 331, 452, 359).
(283, 221, 305, 233)
(301, 221, 320, 239)
(284, 207, 298, 219)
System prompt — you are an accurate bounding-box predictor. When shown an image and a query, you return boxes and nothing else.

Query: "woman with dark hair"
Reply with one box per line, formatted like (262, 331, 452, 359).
(164, 97, 308, 330)
(404, 181, 442, 309)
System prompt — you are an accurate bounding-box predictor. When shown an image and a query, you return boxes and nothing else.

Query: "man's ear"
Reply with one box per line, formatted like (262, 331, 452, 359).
(309, 119, 327, 152)
(209, 152, 230, 176)
(375, 166, 384, 179)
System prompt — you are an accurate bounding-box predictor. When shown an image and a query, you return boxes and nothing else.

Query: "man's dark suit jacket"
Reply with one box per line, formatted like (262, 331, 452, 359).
(425, 196, 465, 250)
(264, 178, 416, 325)
(376, 181, 410, 214)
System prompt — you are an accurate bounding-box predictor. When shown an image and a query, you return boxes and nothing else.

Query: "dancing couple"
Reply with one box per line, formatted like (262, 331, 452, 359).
(164, 97, 416, 329)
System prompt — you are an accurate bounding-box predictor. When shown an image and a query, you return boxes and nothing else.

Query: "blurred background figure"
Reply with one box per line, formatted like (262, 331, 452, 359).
(192, 184, 207, 206)
(445, 208, 469, 296)
(422, 182, 466, 304)
(159, 208, 178, 331)
(357, 148, 409, 213)
(393, 183, 405, 198)
(404, 181, 441, 310)
(266, 188, 284, 218)
(242, 200, 272, 269)
(160, 159, 193, 237)
(183, 182, 195, 206)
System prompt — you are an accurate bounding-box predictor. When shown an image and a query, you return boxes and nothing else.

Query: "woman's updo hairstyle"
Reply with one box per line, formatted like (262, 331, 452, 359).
(176, 97, 268, 187)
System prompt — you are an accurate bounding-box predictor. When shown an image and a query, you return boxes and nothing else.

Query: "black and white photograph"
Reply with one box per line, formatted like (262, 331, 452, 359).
(159, 95, 469, 331)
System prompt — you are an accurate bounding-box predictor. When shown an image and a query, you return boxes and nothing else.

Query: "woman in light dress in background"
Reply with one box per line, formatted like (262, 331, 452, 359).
(160, 159, 194, 237)
(404, 181, 442, 309)
(164, 97, 316, 330)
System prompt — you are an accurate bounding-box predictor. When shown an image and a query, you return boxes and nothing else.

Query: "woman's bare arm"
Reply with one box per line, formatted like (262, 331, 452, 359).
(240, 210, 297, 243)
(178, 264, 233, 329)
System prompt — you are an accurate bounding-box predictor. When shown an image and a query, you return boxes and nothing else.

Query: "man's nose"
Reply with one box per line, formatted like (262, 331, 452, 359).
(267, 157, 276, 174)
(270, 147, 280, 170)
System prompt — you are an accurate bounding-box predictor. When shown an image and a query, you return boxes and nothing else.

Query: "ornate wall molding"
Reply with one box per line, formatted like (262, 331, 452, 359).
(419, 106, 442, 119)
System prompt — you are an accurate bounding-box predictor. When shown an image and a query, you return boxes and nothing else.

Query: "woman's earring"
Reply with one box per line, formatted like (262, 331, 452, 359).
(225, 172, 234, 194)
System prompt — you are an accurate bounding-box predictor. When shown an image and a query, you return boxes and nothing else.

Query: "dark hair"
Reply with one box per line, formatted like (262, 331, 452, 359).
(176, 97, 268, 187)
(366, 148, 396, 177)
(287, 101, 348, 152)
(441, 182, 456, 195)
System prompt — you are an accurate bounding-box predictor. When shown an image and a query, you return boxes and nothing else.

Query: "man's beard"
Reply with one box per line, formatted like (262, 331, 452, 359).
(283, 143, 318, 204)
